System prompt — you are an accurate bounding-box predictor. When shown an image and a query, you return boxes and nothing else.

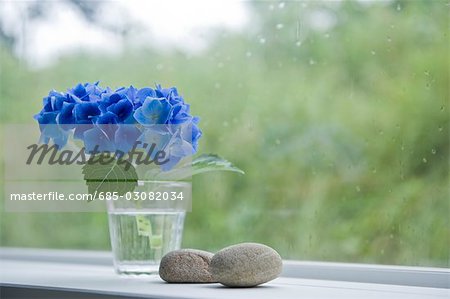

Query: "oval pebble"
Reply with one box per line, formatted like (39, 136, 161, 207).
(159, 249, 216, 283)
(209, 242, 282, 287)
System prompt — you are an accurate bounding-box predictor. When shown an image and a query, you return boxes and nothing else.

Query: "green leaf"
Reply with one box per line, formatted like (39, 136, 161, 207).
(192, 154, 245, 174)
(82, 158, 138, 200)
(151, 154, 244, 181)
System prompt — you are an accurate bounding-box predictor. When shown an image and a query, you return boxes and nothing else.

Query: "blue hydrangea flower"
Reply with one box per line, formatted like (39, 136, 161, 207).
(34, 82, 202, 170)
(35, 82, 110, 146)
(34, 90, 76, 147)
(68, 82, 108, 102)
(98, 87, 136, 124)
(136, 85, 202, 161)
(134, 97, 172, 125)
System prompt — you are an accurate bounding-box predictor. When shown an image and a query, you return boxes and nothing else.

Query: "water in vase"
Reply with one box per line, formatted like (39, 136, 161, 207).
(108, 210, 185, 275)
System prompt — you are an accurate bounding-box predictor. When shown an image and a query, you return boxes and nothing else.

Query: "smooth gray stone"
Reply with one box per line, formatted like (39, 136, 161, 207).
(159, 249, 216, 283)
(210, 242, 283, 287)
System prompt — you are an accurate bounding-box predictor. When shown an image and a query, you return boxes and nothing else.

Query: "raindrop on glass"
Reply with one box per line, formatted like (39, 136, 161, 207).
(438, 126, 443, 132)
(309, 58, 316, 65)
(295, 41, 302, 47)
(275, 139, 281, 145)
(214, 82, 221, 89)
(371, 50, 376, 55)
(246, 51, 252, 57)
(422, 158, 427, 163)
(387, 36, 392, 42)
(259, 37, 266, 44)
(396, 3, 401, 11)
(276, 23, 284, 30)
(431, 149, 436, 154)
(217, 62, 224, 68)
(278, 2, 285, 9)
(356, 186, 361, 192)
(156, 64, 164, 70)
(222, 121, 229, 127)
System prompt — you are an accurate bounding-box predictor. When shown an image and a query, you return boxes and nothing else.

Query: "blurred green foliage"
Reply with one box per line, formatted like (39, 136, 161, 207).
(0, 1, 448, 267)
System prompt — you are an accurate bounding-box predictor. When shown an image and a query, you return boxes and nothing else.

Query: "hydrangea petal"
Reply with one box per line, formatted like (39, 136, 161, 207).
(74, 124, 93, 140)
(107, 99, 133, 122)
(83, 126, 116, 153)
(136, 98, 171, 125)
(57, 103, 76, 130)
(138, 128, 172, 160)
(97, 112, 118, 125)
(74, 102, 101, 123)
(161, 156, 181, 171)
(169, 137, 194, 157)
(114, 126, 141, 153)
(136, 87, 156, 102)
(73, 83, 87, 99)
(40, 124, 69, 149)
(133, 107, 149, 126)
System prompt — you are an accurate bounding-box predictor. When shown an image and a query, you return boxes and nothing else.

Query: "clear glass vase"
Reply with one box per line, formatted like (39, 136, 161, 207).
(107, 181, 190, 275)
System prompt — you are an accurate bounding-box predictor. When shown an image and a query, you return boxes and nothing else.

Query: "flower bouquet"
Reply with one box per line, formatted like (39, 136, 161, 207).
(34, 82, 243, 274)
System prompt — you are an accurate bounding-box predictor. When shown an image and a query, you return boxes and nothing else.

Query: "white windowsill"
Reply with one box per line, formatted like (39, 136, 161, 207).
(0, 248, 448, 299)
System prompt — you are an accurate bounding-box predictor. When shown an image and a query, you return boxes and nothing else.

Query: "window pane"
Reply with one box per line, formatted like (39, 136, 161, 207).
(0, 0, 448, 267)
